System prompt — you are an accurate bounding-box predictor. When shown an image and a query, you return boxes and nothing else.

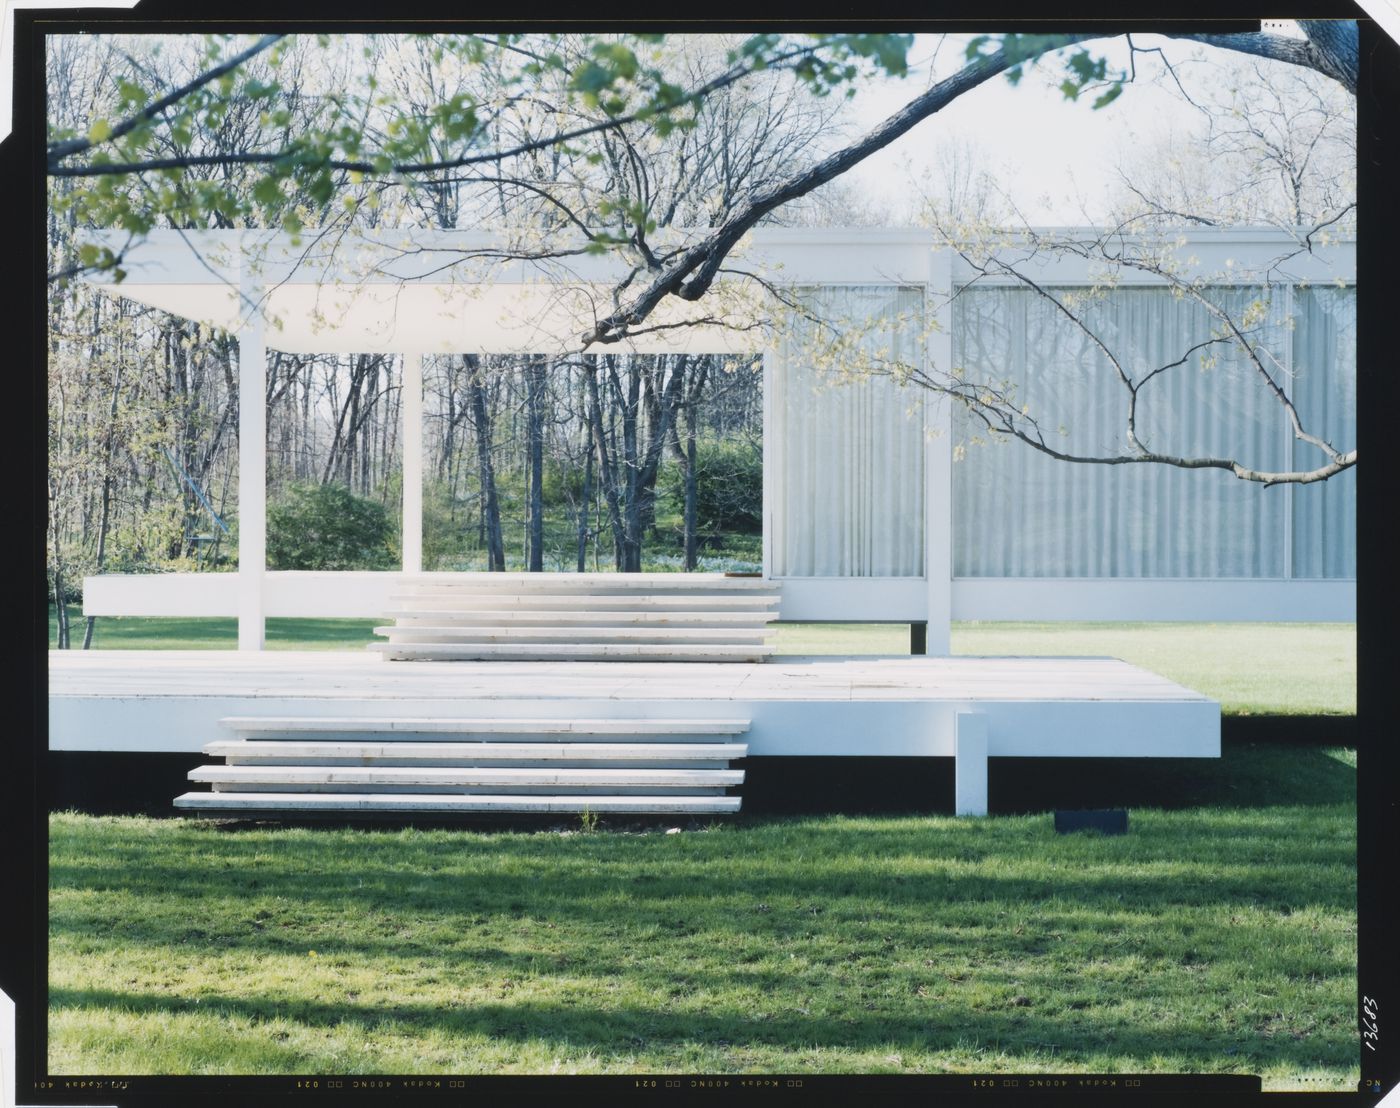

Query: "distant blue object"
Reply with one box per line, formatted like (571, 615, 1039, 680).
(160, 446, 230, 535)
(1054, 809, 1128, 834)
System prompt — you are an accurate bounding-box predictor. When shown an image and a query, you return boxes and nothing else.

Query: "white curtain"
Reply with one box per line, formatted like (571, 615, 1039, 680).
(949, 284, 1348, 579)
(1290, 287, 1357, 579)
(770, 286, 926, 577)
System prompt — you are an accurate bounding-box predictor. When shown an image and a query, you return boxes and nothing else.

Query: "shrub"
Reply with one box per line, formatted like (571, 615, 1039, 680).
(691, 439, 763, 535)
(267, 482, 397, 571)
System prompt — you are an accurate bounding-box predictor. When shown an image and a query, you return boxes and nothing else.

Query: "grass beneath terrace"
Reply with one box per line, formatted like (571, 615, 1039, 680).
(49, 743, 1357, 1085)
(49, 608, 381, 652)
(949, 621, 1355, 718)
(51, 606, 1355, 716)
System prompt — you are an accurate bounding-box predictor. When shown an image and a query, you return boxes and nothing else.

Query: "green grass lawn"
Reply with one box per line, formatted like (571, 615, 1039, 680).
(49, 608, 1352, 716)
(950, 622, 1356, 718)
(49, 742, 1357, 1085)
(769, 622, 1355, 716)
(49, 608, 381, 651)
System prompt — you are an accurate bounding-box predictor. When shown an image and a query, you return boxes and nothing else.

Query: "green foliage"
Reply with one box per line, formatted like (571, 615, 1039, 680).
(696, 441, 762, 535)
(266, 482, 397, 571)
(964, 34, 1126, 109)
(732, 33, 912, 96)
(52, 30, 918, 249)
(421, 480, 468, 573)
(101, 500, 191, 573)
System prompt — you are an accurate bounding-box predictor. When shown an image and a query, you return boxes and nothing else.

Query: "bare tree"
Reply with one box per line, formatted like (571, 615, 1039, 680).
(1106, 58, 1355, 232)
(463, 354, 506, 571)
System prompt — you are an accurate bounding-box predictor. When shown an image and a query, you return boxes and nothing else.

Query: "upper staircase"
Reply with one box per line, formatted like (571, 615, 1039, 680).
(370, 572, 780, 662)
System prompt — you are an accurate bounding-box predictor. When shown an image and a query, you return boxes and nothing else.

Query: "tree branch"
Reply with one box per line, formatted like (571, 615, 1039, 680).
(48, 38, 852, 180)
(579, 35, 1098, 347)
(47, 34, 285, 164)
(1168, 23, 1357, 95)
(953, 390, 1355, 486)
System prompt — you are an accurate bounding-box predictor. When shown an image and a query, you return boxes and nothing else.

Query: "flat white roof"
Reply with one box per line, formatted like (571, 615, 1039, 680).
(78, 226, 1354, 355)
(79, 227, 940, 354)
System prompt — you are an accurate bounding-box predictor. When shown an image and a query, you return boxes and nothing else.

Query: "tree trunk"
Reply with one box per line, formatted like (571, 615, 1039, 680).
(585, 360, 627, 572)
(622, 495, 643, 572)
(466, 355, 505, 571)
(83, 353, 125, 649)
(578, 416, 593, 573)
(684, 407, 699, 572)
(209, 459, 233, 567)
(526, 355, 547, 572)
(619, 358, 643, 573)
(54, 566, 70, 649)
(680, 358, 710, 572)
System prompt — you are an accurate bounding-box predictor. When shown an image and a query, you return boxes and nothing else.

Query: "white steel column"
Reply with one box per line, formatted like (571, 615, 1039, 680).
(760, 346, 776, 585)
(401, 352, 423, 574)
(954, 711, 989, 817)
(237, 264, 267, 651)
(924, 248, 955, 653)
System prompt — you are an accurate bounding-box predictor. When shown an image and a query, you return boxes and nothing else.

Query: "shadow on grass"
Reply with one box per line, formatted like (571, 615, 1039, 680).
(48, 738, 1357, 1076)
(48, 983, 1352, 1076)
(47, 742, 1356, 821)
(743, 742, 1355, 816)
(50, 790, 1357, 947)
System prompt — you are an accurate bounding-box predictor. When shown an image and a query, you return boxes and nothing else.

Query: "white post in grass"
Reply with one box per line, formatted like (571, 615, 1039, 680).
(954, 711, 989, 817)
(237, 255, 267, 651)
(401, 351, 423, 574)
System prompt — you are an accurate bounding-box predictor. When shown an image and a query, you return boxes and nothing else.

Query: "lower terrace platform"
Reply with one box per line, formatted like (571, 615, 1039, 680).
(48, 652, 1219, 817)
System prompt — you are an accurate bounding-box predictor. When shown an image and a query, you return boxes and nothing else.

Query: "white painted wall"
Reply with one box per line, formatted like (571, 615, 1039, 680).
(950, 578, 1356, 622)
(83, 572, 398, 619)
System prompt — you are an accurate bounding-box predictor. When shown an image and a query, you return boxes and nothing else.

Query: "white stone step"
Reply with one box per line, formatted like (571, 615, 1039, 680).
(207, 740, 749, 764)
(368, 644, 774, 662)
(397, 573, 773, 591)
(173, 791, 743, 814)
(191, 765, 743, 788)
(388, 593, 778, 609)
(374, 625, 771, 643)
(218, 717, 751, 735)
(383, 609, 781, 624)
(209, 784, 733, 796)
(197, 767, 744, 795)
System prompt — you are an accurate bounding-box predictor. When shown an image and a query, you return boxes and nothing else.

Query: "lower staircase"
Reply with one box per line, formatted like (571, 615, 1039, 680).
(369, 572, 779, 662)
(174, 714, 750, 817)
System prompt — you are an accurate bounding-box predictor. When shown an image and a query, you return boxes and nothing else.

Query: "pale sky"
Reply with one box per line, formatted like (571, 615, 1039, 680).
(836, 29, 1309, 226)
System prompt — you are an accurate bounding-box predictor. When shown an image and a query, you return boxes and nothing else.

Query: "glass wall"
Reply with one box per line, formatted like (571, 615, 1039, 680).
(952, 284, 1356, 580)
(770, 285, 926, 577)
(1290, 287, 1357, 579)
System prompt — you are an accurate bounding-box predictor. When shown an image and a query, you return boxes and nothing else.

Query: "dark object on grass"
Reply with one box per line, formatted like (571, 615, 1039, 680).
(1054, 809, 1129, 835)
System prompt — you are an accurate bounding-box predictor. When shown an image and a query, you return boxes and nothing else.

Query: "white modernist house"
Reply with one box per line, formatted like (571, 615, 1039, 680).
(77, 225, 1357, 638)
(50, 225, 1355, 817)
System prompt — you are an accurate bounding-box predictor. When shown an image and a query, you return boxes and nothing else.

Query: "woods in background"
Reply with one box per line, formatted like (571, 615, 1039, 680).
(423, 350, 763, 575)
